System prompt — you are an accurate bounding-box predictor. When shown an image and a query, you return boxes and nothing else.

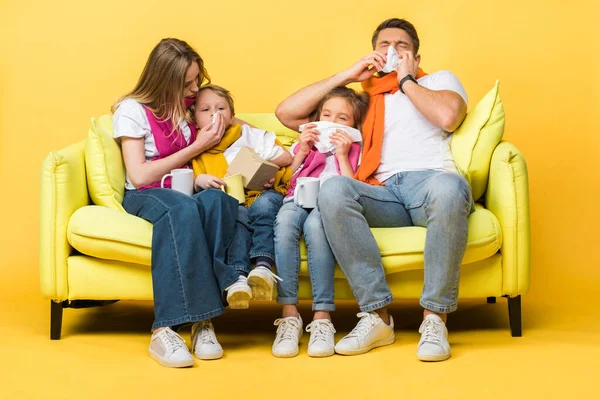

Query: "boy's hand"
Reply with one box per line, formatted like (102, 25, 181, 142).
(195, 174, 225, 190)
(263, 177, 275, 190)
(339, 51, 386, 83)
(330, 129, 353, 157)
(298, 124, 320, 154)
(194, 113, 226, 153)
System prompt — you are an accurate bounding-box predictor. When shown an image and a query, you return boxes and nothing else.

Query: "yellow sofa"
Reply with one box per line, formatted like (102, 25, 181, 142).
(39, 84, 530, 340)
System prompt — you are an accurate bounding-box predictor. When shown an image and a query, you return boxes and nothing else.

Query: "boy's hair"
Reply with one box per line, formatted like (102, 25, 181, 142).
(371, 18, 420, 53)
(196, 84, 235, 114)
(310, 87, 370, 129)
(112, 38, 209, 129)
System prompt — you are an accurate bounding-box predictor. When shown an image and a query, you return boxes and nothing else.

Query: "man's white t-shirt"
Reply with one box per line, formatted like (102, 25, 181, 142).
(374, 70, 468, 183)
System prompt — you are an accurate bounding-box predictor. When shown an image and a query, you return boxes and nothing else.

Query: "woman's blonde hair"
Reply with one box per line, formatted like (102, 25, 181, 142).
(111, 38, 210, 130)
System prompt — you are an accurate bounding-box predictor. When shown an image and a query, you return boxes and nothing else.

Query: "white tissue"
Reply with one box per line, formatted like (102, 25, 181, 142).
(298, 121, 362, 153)
(211, 112, 219, 126)
(381, 46, 401, 73)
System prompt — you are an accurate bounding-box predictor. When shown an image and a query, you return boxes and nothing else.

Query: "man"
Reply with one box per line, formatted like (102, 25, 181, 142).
(275, 18, 472, 361)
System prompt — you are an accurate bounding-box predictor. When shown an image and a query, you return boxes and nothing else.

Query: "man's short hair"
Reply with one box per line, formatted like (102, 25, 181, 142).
(371, 18, 420, 53)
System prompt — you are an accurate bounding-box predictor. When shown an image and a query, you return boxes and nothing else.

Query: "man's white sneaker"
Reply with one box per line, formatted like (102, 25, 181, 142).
(225, 275, 252, 309)
(272, 315, 303, 358)
(306, 319, 336, 358)
(417, 314, 451, 362)
(334, 312, 395, 355)
(149, 327, 194, 368)
(247, 266, 282, 301)
(191, 319, 224, 360)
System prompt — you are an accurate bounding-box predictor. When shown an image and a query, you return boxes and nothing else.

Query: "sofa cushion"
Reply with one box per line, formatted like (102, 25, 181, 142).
(85, 115, 126, 211)
(67, 204, 501, 274)
(451, 81, 505, 201)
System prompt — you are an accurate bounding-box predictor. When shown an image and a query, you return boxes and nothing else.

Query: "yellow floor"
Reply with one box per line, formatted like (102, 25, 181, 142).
(1, 273, 598, 400)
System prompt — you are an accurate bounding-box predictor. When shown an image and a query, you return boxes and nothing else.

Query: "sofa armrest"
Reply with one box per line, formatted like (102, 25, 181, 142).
(484, 141, 531, 296)
(39, 141, 90, 299)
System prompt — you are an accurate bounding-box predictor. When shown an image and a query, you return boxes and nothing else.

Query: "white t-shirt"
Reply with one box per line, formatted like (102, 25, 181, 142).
(374, 70, 468, 183)
(113, 98, 193, 190)
(224, 124, 284, 164)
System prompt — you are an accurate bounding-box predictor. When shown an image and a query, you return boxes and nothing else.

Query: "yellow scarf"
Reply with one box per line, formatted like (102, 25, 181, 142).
(191, 124, 293, 207)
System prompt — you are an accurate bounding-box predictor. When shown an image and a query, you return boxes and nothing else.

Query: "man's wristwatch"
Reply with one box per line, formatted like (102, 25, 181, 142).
(399, 74, 418, 94)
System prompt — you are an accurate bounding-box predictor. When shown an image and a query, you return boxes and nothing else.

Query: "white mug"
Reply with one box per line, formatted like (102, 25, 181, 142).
(160, 168, 194, 196)
(293, 177, 320, 208)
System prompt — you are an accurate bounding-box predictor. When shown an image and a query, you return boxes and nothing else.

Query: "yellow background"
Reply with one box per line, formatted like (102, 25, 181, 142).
(1, 0, 599, 398)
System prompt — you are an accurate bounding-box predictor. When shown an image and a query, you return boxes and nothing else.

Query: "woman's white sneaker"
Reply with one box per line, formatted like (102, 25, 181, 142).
(417, 314, 451, 362)
(306, 319, 336, 357)
(247, 266, 282, 301)
(149, 327, 194, 368)
(272, 315, 303, 358)
(191, 319, 224, 360)
(225, 275, 252, 309)
(334, 312, 395, 355)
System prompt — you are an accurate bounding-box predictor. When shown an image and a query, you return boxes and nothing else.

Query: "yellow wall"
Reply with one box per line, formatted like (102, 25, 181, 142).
(1, 0, 599, 307)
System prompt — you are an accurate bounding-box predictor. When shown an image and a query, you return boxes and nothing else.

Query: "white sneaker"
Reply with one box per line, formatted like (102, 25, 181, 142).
(225, 275, 252, 309)
(191, 319, 224, 360)
(334, 312, 395, 356)
(247, 266, 282, 301)
(417, 314, 451, 362)
(306, 319, 336, 358)
(272, 315, 303, 358)
(149, 327, 194, 368)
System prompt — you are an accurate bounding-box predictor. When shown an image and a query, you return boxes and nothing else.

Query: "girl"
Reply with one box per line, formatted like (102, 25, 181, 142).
(271, 87, 369, 357)
(112, 39, 249, 368)
(191, 85, 292, 307)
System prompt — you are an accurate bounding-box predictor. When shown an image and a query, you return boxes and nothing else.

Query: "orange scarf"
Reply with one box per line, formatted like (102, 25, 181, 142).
(356, 69, 427, 185)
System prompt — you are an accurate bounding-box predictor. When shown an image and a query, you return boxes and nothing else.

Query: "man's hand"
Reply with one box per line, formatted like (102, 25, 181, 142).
(195, 174, 225, 190)
(330, 129, 353, 157)
(193, 113, 226, 153)
(396, 51, 421, 83)
(340, 51, 387, 83)
(298, 124, 320, 154)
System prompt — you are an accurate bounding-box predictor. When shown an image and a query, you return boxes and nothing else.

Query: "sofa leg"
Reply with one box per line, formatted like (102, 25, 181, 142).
(507, 295, 522, 337)
(50, 300, 66, 340)
(487, 296, 496, 304)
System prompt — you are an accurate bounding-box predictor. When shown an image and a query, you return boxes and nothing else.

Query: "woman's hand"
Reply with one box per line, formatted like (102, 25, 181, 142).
(195, 174, 225, 191)
(192, 112, 226, 154)
(330, 129, 353, 158)
(298, 124, 320, 154)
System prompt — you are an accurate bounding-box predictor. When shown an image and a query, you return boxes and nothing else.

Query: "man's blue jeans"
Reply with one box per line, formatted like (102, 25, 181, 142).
(318, 171, 473, 314)
(123, 188, 240, 331)
(227, 189, 283, 274)
(274, 200, 336, 311)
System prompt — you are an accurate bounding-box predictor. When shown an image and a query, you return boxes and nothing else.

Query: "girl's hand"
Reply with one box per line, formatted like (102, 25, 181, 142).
(195, 174, 225, 191)
(298, 124, 320, 154)
(193, 112, 226, 153)
(330, 129, 353, 157)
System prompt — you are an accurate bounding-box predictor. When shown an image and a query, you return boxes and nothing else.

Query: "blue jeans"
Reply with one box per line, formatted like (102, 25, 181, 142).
(274, 200, 336, 311)
(318, 171, 473, 314)
(226, 189, 283, 274)
(122, 188, 240, 331)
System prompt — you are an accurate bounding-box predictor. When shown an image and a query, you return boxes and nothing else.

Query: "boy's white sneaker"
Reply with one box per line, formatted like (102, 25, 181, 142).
(272, 315, 303, 358)
(417, 314, 451, 362)
(306, 319, 336, 358)
(334, 312, 395, 355)
(247, 266, 282, 301)
(149, 327, 194, 368)
(191, 319, 224, 360)
(225, 275, 252, 309)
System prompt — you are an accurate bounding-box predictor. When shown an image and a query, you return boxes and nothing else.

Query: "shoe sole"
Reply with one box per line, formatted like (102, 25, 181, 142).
(418, 352, 451, 362)
(308, 349, 335, 358)
(227, 290, 251, 309)
(248, 275, 273, 301)
(149, 349, 194, 368)
(195, 350, 224, 360)
(334, 335, 395, 356)
(272, 348, 299, 358)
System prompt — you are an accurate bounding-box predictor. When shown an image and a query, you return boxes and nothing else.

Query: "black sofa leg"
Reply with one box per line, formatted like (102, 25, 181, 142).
(487, 296, 496, 304)
(507, 295, 522, 337)
(50, 300, 66, 340)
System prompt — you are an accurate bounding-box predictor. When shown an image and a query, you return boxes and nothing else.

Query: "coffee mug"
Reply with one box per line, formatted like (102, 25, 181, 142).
(160, 168, 194, 196)
(221, 173, 246, 204)
(293, 177, 320, 208)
